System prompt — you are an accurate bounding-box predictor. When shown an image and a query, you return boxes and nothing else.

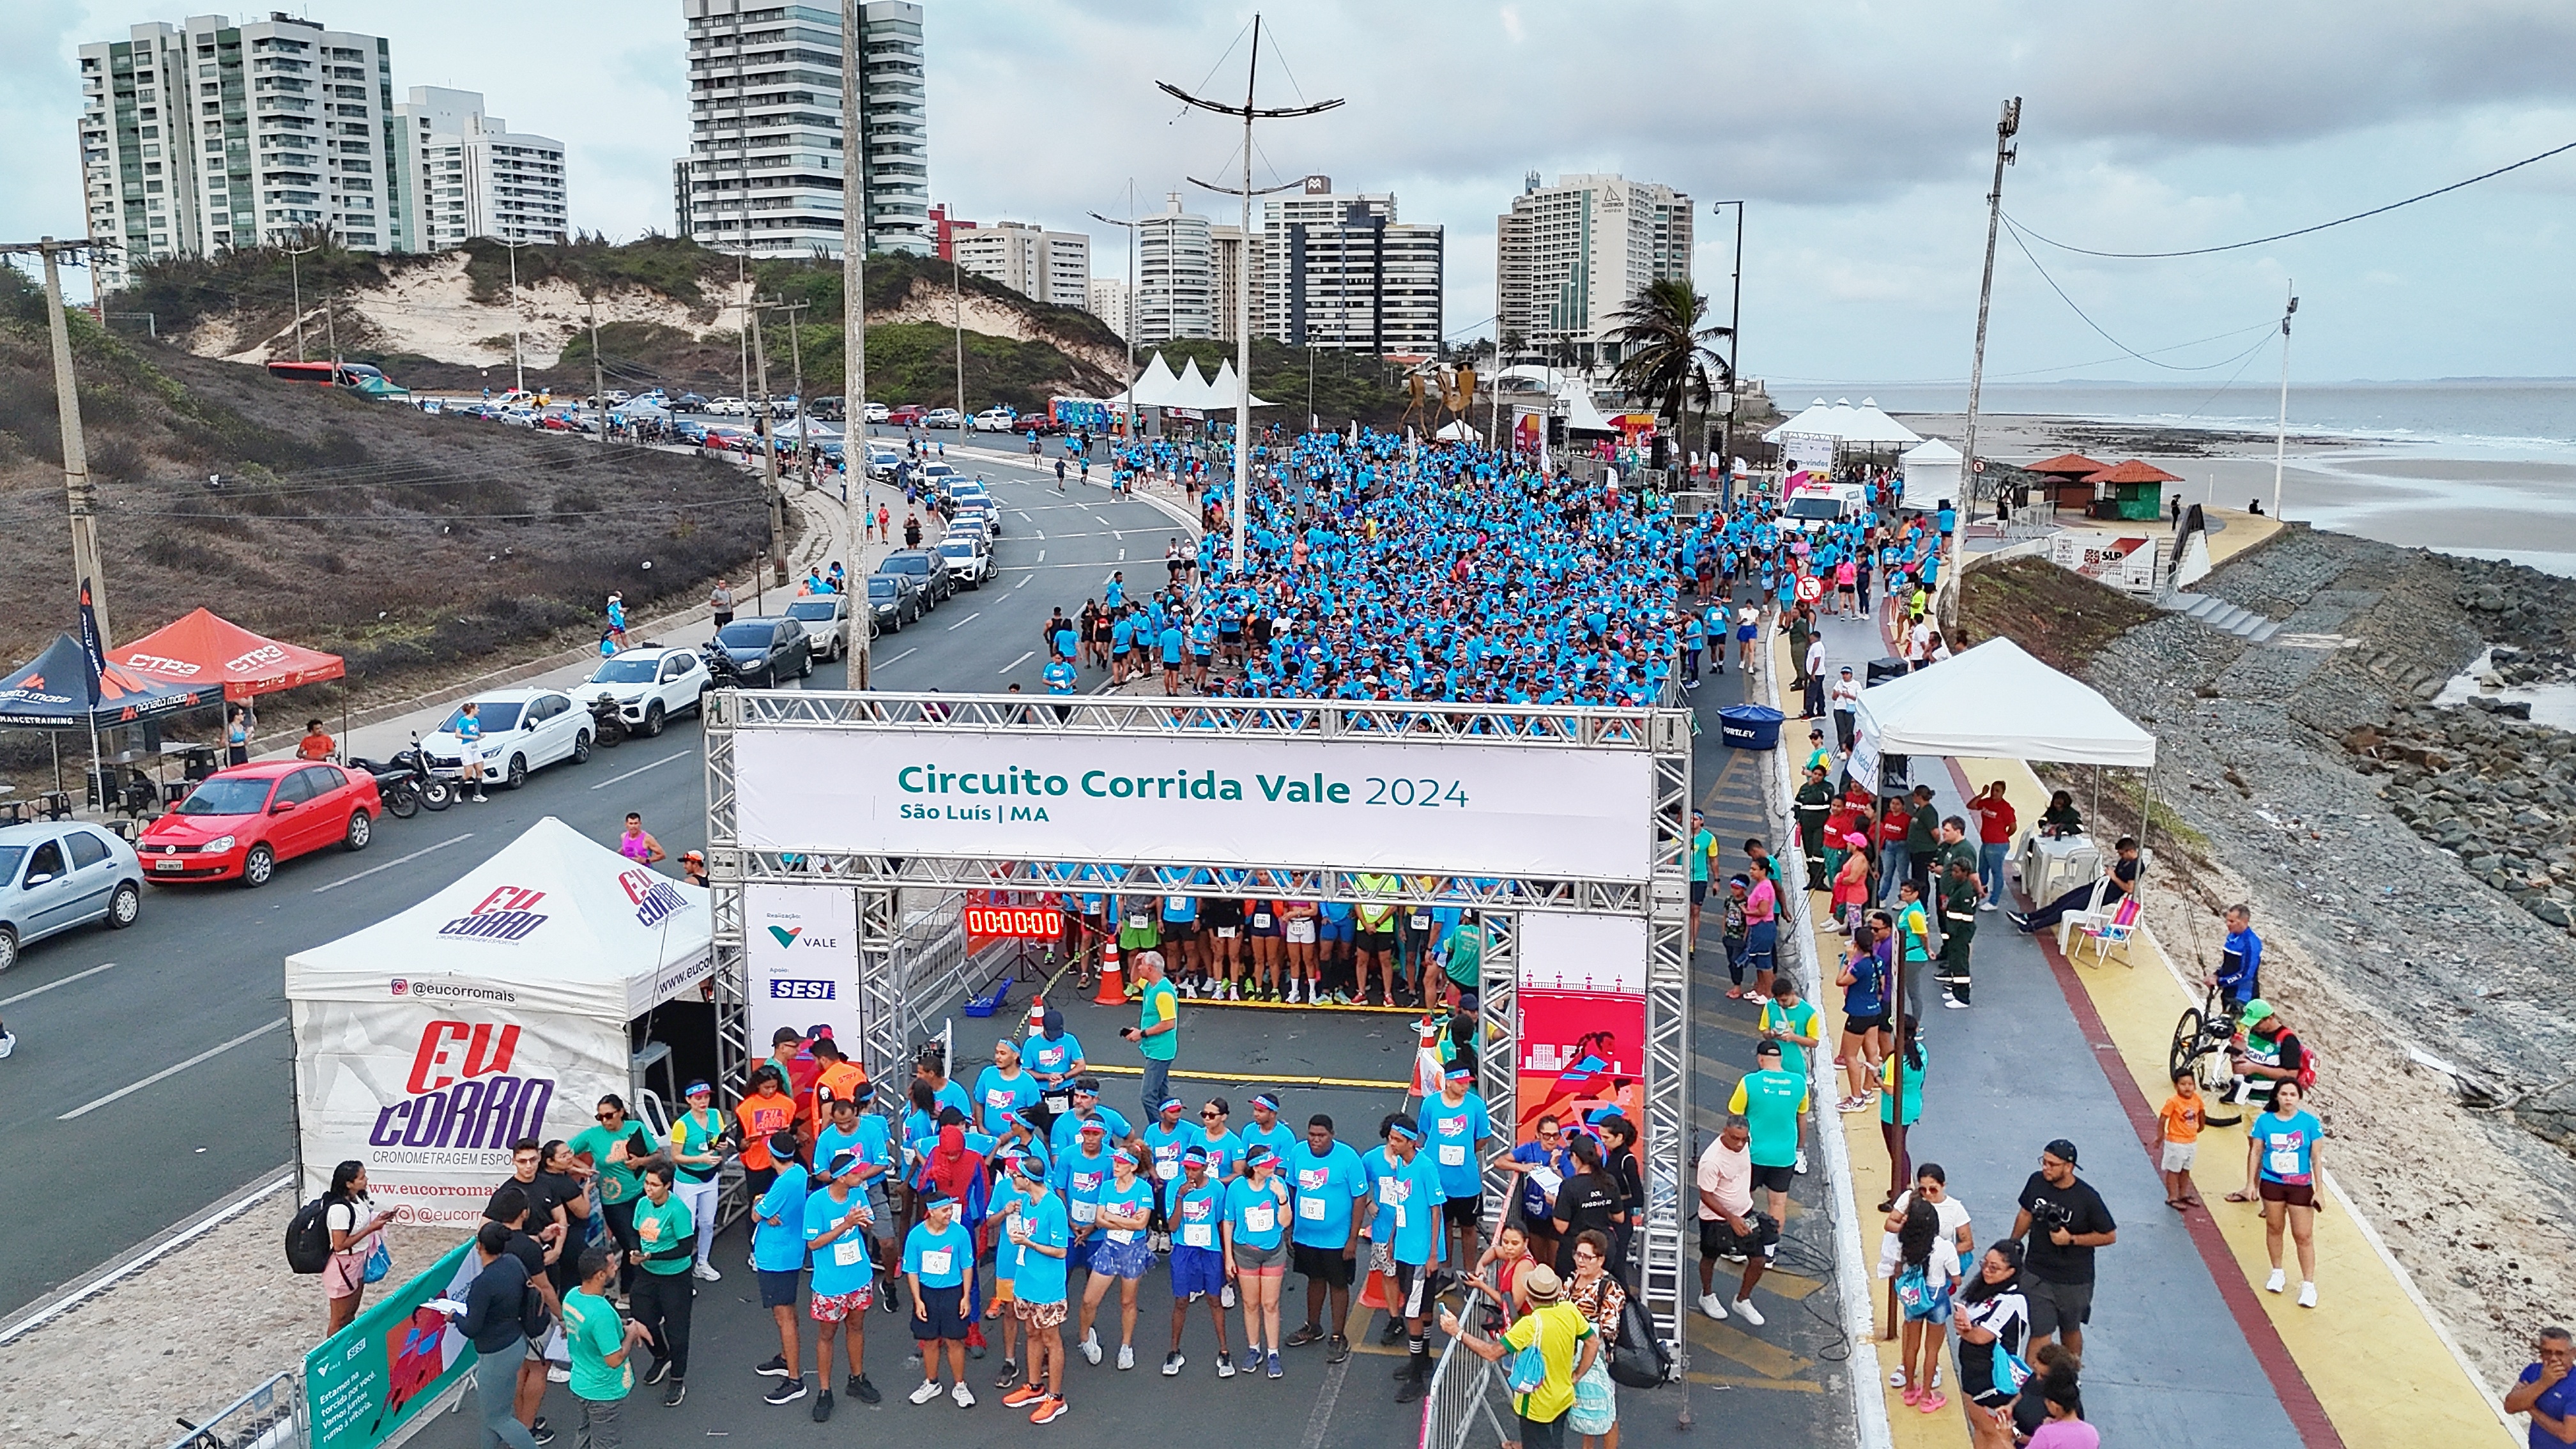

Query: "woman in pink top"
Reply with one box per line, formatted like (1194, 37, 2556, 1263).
(1833, 558, 1858, 617)
(1742, 869, 1779, 999)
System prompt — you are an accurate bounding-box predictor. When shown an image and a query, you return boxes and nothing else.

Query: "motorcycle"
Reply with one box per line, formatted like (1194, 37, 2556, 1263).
(699, 641, 746, 689)
(588, 693, 630, 749)
(348, 739, 452, 818)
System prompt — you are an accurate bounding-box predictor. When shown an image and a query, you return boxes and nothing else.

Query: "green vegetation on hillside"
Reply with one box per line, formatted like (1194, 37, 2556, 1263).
(1959, 555, 2156, 674)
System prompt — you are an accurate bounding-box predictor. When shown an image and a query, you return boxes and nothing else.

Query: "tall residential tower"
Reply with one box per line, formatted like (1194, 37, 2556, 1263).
(1495, 172, 1692, 366)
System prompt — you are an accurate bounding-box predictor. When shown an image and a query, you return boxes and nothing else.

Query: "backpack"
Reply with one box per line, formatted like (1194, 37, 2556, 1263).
(1506, 1338, 1551, 1397)
(1894, 1263, 1953, 1323)
(285, 1198, 334, 1275)
(1607, 1293, 1671, 1390)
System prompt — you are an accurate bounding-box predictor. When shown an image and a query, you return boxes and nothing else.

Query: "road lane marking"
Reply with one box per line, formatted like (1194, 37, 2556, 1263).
(1015, 574, 1031, 588)
(0, 962, 114, 1006)
(59, 1017, 288, 1120)
(1000, 650, 1034, 673)
(587, 750, 690, 790)
(878, 646, 919, 666)
(1036, 549, 1046, 562)
(312, 832, 477, 891)
(947, 611, 981, 630)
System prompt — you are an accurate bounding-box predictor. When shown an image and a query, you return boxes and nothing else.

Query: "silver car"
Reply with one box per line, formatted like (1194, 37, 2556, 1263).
(0, 820, 144, 972)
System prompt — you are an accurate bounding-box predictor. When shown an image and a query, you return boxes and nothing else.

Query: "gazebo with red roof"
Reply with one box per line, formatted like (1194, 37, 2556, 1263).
(2023, 452, 2110, 512)
(112, 608, 344, 699)
(2082, 459, 2184, 521)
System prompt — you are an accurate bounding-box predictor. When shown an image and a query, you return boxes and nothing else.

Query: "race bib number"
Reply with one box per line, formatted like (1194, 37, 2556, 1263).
(1157, 1160, 1179, 1181)
(1254, 912, 1272, 928)
(1438, 1144, 1468, 1167)
(1298, 1195, 1326, 1221)
(832, 1239, 866, 1268)
(1043, 1092, 1071, 1114)
(1243, 1204, 1276, 1234)
(1168, 896, 1190, 912)
(1110, 1228, 1141, 1244)
(1392, 1205, 1407, 1230)
(1128, 914, 1150, 931)
(1071, 1201, 1098, 1224)
(1182, 1223, 1215, 1249)
(1411, 914, 1430, 930)
(919, 1249, 952, 1276)
(2267, 1145, 2302, 1178)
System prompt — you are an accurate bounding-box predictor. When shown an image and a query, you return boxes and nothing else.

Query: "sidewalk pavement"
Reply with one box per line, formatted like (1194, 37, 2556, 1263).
(1774, 602, 2513, 1449)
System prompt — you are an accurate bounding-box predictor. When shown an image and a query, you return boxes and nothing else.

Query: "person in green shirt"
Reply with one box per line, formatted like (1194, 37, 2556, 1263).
(1902, 786, 1939, 900)
(1795, 765, 1834, 877)
(666, 1082, 726, 1282)
(1935, 857, 1981, 1011)
(1441, 911, 1485, 1009)
(569, 1095, 659, 1296)
(1121, 950, 1180, 1128)
(1688, 810, 1718, 943)
(1890, 885, 1933, 1023)
(1352, 873, 1400, 1006)
(1728, 1041, 1808, 1227)
(625, 1163, 696, 1404)
(563, 1245, 653, 1448)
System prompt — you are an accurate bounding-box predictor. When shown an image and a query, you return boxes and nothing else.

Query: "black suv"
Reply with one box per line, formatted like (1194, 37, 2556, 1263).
(875, 548, 956, 607)
(705, 617, 813, 686)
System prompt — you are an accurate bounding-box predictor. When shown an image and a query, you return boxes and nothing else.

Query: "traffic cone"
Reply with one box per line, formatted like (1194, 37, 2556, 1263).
(1358, 1264, 1388, 1311)
(1025, 993, 1046, 1040)
(1093, 940, 1125, 1006)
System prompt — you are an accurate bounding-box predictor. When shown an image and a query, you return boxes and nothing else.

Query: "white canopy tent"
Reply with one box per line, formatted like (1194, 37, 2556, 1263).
(1765, 396, 1920, 447)
(1204, 357, 1276, 410)
(1900, 437, 1963, 510)
(1124, 352, 1182, 408)
(1764, 397, 1855, 445)
(1841, 398, 1923, 446)
(1852, 638, 2154, 770)
(285, 817, 714, 1218)
(1167, 358, 1218, 412)
(1559, 381, 1620, 434)
(1435, 419, 1478, 441)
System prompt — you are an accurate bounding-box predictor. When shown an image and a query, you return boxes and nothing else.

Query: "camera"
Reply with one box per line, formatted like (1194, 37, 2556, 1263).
(2028, 1199, 2076, 1232)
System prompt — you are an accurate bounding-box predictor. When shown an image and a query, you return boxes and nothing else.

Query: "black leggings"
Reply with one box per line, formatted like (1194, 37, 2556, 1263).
(629, 1270, 695, 1381)
(602, 1199, 643, 1294)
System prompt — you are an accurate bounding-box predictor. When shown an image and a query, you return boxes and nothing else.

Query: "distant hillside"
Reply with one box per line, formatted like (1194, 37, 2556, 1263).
(0, 266, 765, 725)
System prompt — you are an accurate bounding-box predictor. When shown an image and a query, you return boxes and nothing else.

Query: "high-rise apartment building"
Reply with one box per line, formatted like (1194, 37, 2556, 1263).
(1495, 172, 1692, 365)
(952, 220, 1089, 309)
(1087, 277, 1132, 342)
(1134, 192, 1213, 344)
(675, 0, 928, 257)
(78, 13, 404, 291)
(392, 88, 567, 249)
(1258, 175, 1443, 357)
(1209, 223, 1261, 343)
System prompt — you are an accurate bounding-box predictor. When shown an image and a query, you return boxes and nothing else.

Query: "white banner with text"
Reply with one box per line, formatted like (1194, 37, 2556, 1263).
(744, 882, 864, 1054)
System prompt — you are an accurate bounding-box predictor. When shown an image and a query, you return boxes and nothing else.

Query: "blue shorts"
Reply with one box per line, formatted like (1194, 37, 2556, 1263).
(909, 1282, 967, 1341)
(757, 1269, 804, 1310)
(1090, 1234, 1154, 1280)
(1068, 1236, 1099, 1275)
(1169, 1245, 1226, 1300)
(1319, 916, 1355, 944)
(1736, 625, 1758, 641)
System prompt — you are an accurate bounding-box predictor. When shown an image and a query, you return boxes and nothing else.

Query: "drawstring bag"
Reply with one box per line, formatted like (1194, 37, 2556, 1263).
(1894, 1263, 1952, 1323)
(361, 1239, 392, 1285)
(1989, 1345, 2033, 1399)
(1506, 1339, 1551, 1396)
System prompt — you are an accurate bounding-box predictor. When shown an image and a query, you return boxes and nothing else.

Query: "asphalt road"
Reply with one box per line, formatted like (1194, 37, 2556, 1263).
(0, 448, 1182, 1318)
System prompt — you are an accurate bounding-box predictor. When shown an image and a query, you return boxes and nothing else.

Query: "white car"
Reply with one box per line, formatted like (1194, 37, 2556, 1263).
(866, 445, 903, 480)
(919, 461, 960, 493)
(972, 407, 1018, 433)
(581, 645, 713, 737)
(416, 687, 593, 791)
(923, 407, 963, 430)
(708, 396, 749, 416)
(953, 498, 1000, 538)
(783, 595, 854, 661)
(937, 535, 994, 588)
(862, 402, 891, 424)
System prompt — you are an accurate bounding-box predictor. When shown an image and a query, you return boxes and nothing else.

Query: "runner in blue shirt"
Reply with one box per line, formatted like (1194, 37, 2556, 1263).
(1241, 1092, 1298, 1165)
(1282, 1114, 1368, 1359)
(749, 1133, 814, 1402)
(1052, 1121, 1117, 1277)
(802, 1151, 882, 1409)
(1368, 1118, 1449, 1400)
(974, 1039, 1043, 1135)
(1194, 1097, 1243, 1182)
(1075, 1149, 1158, 1370)
(1160, 1148, 1234, 1376)
(1046, 1081, 1132, 1158)
(1422, 1065, 1500, 1269)
(901, 1195, 976, 1406)
(1023, 1010, 1085, 1125)
(1043, 657, 1077, 697)
(1222, 1146, 1294, 1377)
(1139, 1097, 1198, 1223)
(997, 1153, 1073, 1422)
(1158, 621, 1186, 693)
(812, 1097, 895, 1299)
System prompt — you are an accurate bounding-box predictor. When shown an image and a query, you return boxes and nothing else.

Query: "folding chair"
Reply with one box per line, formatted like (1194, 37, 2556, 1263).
(2069, 895, 2142, 967)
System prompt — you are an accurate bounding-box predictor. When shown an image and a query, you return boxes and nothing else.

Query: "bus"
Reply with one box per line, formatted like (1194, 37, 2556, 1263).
(264, 359, 406, 397)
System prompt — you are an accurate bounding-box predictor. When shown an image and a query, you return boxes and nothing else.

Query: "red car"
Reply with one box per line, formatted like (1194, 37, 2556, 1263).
(137, 760, 382, 887)
(886, 404, 926, 428)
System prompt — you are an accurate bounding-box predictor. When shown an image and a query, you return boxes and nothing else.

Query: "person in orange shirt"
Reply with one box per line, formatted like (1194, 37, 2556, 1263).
(736, 1066, 799, 1200)
(811, 1034, 870, 1116)
(2156, 1071, 2205, 1210)
(296, 719, 335, 760)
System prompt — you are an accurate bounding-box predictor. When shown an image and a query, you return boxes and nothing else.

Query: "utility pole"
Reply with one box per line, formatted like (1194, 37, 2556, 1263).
(495, 236, 538, 394)
(842, 0, 870, 685)
(280, 234, 319, 362)
(1162, 13, 1344, 576)
(587, 296, 607, 448)
(6, 238, 113, 648)
(1089, 179, 1140, 439)
(2271, 284, 2298, 519)
(751, 302, 786, 588)
(1944, 95, 2020, 638)
(1713, 199, 1745, 503)
(951, 245, 966, 436)
(770, 298, 811, 484)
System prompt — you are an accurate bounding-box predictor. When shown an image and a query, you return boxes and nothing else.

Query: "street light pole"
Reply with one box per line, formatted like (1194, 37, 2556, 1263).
(496, 236, 537, 394)
(843, 0, 870, 684)
(1089, 181, 1140, 441)
(6, 238, 112, 648)
(2271, 284, 2297, 519)
(279, 234, 319, 362)
(1712, 200, 1745, 502)
(1945, 96, 2020, 639)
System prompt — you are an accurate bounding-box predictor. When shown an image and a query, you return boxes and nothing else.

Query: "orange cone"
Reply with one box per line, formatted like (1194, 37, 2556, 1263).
(1358, 1265, 1388, 1311)
(1024, 993, 1046, 1040)
(1093, 939, 1125, 1006)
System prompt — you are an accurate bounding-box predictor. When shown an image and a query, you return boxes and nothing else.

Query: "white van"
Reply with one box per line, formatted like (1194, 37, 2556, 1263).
(1781, 480, 1868, 532)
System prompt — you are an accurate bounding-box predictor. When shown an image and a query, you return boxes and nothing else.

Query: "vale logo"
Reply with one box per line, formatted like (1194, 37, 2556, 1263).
(767, 925, 803, 948)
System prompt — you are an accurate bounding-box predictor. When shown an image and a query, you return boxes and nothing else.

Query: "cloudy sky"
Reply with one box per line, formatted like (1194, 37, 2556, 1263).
(8, 1, 2574, 390)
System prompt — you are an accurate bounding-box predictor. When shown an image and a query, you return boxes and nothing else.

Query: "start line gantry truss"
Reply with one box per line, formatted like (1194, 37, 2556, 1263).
(703, 688, 1698, 1349)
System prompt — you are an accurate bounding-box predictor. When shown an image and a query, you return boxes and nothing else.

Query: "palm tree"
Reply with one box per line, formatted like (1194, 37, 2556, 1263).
(1607, 277, 1733, 471)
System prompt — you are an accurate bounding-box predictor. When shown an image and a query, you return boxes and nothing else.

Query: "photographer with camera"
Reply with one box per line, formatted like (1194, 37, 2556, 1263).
(2012, 1138, 2117, 1359)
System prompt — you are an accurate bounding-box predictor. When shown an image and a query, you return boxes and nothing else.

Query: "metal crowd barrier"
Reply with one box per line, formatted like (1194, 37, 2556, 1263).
(1416, 1286, 1514, 1449)
(167, 1370, 305, 1449)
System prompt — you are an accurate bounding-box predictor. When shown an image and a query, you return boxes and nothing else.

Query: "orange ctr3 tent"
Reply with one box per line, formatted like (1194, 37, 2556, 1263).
(111, 607, 346, 700)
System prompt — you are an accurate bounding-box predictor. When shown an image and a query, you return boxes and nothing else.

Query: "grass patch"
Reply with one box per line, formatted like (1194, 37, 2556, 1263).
(1960, 555, 2156, 675)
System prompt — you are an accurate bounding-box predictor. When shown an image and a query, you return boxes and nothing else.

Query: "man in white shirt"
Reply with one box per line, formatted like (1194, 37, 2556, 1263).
(1693, 1116, 1777, 1325)
(1828, 667, 1862, 753)
(1802, 636, 1828, 718)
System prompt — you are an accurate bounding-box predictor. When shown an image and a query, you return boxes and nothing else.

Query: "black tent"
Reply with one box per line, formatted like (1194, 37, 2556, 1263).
(0, 634, 220, 728)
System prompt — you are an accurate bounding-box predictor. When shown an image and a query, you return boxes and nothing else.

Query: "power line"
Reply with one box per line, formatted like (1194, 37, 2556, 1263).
(2005, 137, 2576, 259)
(2001, 217, 2281, 372)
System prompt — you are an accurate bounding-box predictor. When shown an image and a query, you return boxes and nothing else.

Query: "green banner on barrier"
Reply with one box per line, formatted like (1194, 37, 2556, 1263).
(304, 1240, 482, 1449)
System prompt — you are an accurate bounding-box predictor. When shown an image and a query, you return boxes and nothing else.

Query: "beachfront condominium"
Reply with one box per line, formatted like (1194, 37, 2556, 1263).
(1259, 174, 1444, 358)
(675, 0, 930, 257)
(1496, 172, 1693, 367)
(1087, 277, 1133, 342)
(392, 88, 568, 249)
(77, 13, 404, 291)
(953, 221, 1091, 309)
(1135, 192, 1215, 344)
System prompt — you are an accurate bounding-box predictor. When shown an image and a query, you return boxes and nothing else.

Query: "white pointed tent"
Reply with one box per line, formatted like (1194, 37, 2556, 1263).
(284, 817, 715, 1214)
(1204, 357, 1275, 410)
(1901, 436, 1962, 509)
(1435, 419, 1478, 441)
(1841, 398, 1923, 446)
(1124, 351, 1182, 408)
(1558, 380, 1619, 434)
(1168, 358, 1218, 412)
(1764, 397, 1853, 445)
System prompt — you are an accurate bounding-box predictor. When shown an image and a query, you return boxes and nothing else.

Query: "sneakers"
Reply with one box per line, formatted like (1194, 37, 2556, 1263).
(1395, 1363, 1427, 1404)
(1002, 1383, 1048, 1408)
(765, 1376, 809, 1406)
(1733, 1299, 1766, 1326)
(1029, 1396, 1068, 1425)
(530, 1420, 555, 1446)
(545, 1365, 570, 1384)
(2297, 1282, 2317, 1308)
(952, 1381, 976, 1409)
(644, 1358, 671, 1386)
(1699, 1293, 1729, 1321)
(810, 1389, 833, 1423)
(1080, 1329, 1103, 1365)
(1837, 1096, 1871, 1114)
(1979, 900, 1998, 912)
(1216, 1352, 1238, 1379)
(1794, 1151, 1809, 1175)
(756, 1354, 792, 1378)
(2266, 1268, 2287, 1294)
(909, 1379, 946, 1406)
(1163, 1352, 1186, 1376)
(1327, 1334, 1351, 1364)
(691, 1261, 722, 1282)
(1378, 1318, 1404, 1346)
(1266, 1351, 1284, 1379)
(1943, 992, 1970, 1010)
(1117, 1345, 1135, 1371)
(994, 1360, 1020, 1388)
(1285, 1324, 1326, 1348)
(851, 1375, 881, 1405)
(1220, 1283, 1237, 1310)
